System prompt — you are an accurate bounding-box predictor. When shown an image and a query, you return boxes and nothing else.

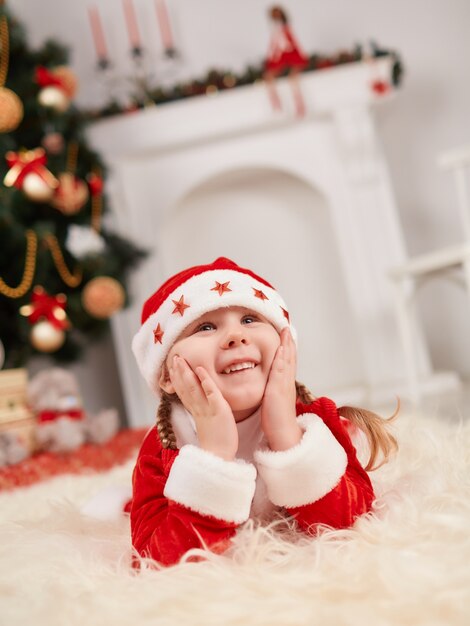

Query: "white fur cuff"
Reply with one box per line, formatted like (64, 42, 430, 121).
(164, 445, 257, 524)
(254, 413, 348, 508)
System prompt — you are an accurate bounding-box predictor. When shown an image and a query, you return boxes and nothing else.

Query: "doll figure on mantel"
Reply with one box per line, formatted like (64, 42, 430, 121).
(128, 256, 399, 567)
(264, 5, 309, 117)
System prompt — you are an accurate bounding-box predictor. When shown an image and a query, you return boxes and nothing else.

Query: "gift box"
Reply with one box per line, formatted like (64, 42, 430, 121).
(0, 368, 37, 453)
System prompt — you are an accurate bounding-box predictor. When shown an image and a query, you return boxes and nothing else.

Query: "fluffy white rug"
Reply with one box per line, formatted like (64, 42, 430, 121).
(0, 409, 469, 626)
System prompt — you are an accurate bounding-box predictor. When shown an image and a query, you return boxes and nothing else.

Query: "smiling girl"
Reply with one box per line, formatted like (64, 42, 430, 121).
(130, 257, 398, 566)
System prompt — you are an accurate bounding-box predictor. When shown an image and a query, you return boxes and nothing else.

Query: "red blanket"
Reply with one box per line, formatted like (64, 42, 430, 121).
(0, 428, 147, 491)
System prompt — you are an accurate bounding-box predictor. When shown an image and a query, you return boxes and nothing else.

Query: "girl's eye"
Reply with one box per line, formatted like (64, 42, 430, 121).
(242, 315, 258, 324)
(196, 322, 215, 332)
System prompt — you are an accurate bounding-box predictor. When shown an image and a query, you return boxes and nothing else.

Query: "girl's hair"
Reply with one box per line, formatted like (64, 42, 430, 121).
(156, 381, 398, 471)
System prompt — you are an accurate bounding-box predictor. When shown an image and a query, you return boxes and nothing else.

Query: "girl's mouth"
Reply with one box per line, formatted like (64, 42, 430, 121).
(222, 362, 258, 375)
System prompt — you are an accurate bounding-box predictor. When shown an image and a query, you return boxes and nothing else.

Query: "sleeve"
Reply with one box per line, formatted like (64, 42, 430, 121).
(130, 430, 257, 566)
(254, 397, 374, 532)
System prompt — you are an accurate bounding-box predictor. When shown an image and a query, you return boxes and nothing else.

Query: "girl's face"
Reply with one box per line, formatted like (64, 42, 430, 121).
(161, 307, 281, 421)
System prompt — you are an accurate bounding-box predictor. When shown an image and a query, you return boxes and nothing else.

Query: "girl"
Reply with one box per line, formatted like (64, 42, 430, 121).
(130, 257, 397, 566)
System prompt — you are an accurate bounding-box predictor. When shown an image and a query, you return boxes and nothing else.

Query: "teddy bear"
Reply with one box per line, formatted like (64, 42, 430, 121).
(27, 367, 120, 454)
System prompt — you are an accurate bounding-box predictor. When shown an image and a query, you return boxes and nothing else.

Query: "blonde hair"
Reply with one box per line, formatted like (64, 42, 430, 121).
(156, 381, 398, 472)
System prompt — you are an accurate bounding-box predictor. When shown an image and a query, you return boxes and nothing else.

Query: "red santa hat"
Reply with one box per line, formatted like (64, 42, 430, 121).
(132, 257, 296, 395)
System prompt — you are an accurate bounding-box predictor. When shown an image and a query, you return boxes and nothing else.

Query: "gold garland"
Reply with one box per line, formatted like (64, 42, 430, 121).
(0, 14, 9, 87)
(44, 234, 83, 288)
(0, 229, 37, 298)
(66, 140, 78, 174)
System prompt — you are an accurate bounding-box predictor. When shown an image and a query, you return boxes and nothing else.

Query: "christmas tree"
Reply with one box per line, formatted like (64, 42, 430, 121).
(0, 2, 144, 368)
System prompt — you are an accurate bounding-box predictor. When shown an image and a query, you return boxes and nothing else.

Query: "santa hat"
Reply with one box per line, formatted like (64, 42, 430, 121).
(132, 257, 296, 395)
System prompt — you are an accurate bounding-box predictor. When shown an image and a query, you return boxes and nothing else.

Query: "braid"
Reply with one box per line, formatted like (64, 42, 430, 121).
(156, 391, 178, 450)
(295, 380, 316, 404)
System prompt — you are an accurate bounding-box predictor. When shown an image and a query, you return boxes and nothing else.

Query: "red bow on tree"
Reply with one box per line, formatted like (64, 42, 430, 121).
(36, 66, 66, 90)
(4, 148, 59, 189)
(20, 287, 70, 330)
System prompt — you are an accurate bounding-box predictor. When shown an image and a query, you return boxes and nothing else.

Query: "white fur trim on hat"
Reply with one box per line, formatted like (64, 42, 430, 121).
(163, 444, 257, 524)
(132, 268, 296, 395)
(254, 413, 348, 508)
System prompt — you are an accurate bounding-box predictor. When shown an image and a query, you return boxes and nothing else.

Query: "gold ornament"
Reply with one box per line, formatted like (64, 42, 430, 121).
(30, 320, 65, 353)
(82, 277, 125, 319)
(51, 172, 89, 215)
(22, 172, 55, 202)
(38, 86, 70, 112)
(0, 15, 23, 133)
(0, 87, 24, 133)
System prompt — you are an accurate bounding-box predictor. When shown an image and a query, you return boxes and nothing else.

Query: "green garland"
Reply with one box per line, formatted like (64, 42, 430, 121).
(87, 44, 403, 120)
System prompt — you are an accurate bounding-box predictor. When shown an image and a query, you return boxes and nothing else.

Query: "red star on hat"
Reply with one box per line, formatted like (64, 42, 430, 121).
(172, 295, 190, 317)
(281, 307, 290, 322)
(153, 323, 164, 344)
(211, 281, 232, 296)
(253, 288, 268, 301)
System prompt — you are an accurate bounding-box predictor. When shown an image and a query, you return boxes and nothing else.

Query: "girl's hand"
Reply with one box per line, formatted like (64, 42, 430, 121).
(260, 328, 302, 451)
(169, 356, 239, 461)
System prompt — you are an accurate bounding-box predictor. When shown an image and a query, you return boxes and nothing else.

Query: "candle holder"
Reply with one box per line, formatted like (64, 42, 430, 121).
(94, 58, 121, 106)
(129, 46, 155, 107)
(163, 46, 178, 60)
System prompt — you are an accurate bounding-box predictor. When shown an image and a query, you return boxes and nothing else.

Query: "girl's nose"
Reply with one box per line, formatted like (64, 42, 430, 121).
(222, 328, 247, 349)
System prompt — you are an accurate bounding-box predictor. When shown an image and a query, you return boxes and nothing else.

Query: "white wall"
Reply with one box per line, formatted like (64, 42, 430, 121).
(9, 0, 470, 400)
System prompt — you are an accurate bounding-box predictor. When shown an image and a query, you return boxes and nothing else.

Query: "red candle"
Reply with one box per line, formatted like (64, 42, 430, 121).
(123, 0, 141, 49)
(88, 6, 108, 61)
(154, 0, 174, 51)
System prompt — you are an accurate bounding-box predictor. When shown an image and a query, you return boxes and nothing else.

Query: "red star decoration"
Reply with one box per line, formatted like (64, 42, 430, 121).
(371, 80, 390, 96)
(211, 281, 232, 296)
(281, 307, 290, 322)
(253, 288, 268, 301)
(153, 323, 164, 344)
(172, 295, 190, 317)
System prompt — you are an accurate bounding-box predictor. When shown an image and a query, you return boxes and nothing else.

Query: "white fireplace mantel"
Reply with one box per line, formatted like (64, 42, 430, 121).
(88, 58, 452, 427)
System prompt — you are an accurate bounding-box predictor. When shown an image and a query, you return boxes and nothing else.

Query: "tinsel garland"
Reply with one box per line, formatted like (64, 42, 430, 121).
(86, 44, 403, 121)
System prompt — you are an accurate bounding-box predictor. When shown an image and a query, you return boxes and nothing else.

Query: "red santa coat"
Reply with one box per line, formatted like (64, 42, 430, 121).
(130, 396, 374, 567)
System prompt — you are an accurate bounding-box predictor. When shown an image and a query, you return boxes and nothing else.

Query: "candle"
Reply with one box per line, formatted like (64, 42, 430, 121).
(88, 7, 108, 61)
(123, 0, 141, 50)
(154, 0, 174, 52)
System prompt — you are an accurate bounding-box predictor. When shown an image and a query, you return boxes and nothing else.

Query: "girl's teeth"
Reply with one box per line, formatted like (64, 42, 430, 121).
(223, 362, 256, 374)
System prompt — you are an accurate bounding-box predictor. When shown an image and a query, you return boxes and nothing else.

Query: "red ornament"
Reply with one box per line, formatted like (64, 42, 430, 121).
(87, 171, 104, 196)
(19, 287, 70, 331)
(171, 295, 190, 317)
(211, 281, 232, 296)
(371, 80, 390, 96)
(3, 148, 58, 191)
(253, 288, 268, 301)
(153, 323, 164, 344)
